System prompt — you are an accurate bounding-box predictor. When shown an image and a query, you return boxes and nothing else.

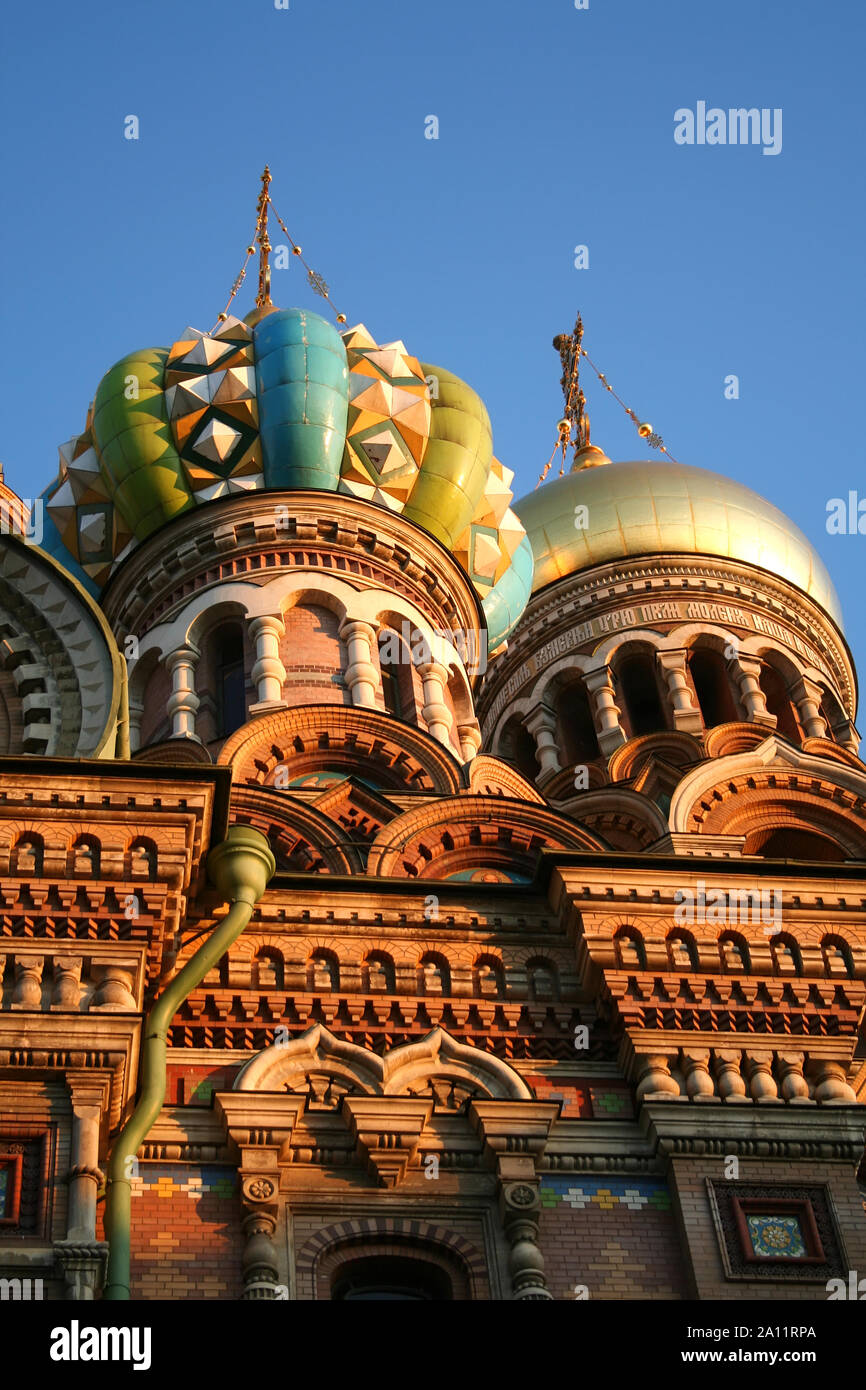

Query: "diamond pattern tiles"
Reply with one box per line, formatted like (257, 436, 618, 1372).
(165, 315, 262, 502)
(45, 430, 133, 587)
(453, 458, 526, 595)
(338, 324, 431, 511)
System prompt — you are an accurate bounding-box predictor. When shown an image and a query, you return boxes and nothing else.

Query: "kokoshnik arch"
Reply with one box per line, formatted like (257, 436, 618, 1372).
(0, 178, 865, 1302)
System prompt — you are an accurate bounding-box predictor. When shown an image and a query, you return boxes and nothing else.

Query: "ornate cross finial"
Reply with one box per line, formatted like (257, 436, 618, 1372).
(553, 313, 590, 460)
(255, 165, 273, 309)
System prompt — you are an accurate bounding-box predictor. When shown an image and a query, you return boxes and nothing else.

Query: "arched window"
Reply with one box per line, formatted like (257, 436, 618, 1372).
(331, 1255, 453, 1301)
(473, 956, 505, 998)
(770, 935, 802, 975)
(667, 931, 698, 970)
(378, 634, 403, 718)
(307, 951, 339, 992)
(617, 653, 667, 737)
(215, 625, 246, 738)
(743, 826, 846, 862)
(72, 836, 100, 877)
(615, 928, 646, 969)
(558, 683, 600, 763)
(688, 649, 738, 728)
(13, 834, 43, 875)
(418, 953, 450, 996)
(527, 957, 559, 1002)
(719, 933, 750, 972)
(364, 952, 395, 993)
(758, 662, 801, 743)
(254, 949, 284, 989)
(500, 716, 537, 783)
(129, 838, 157, 880)
(822, 936, 854, 978)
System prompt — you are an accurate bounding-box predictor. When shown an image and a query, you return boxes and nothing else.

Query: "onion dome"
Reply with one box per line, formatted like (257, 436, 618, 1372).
(514, 453, 843, 629)
(38, 308, 532, 648)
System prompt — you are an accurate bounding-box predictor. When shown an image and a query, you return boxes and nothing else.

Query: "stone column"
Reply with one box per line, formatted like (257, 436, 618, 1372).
(656, 650, 703, 734)
(65, 1076, 108, 1247)
(807, 1058, 858, 1104)
(339, 619, 378, 709)
(501, 1182, 553, 1301)
(789, 676, 828, 740)
(456, 720, 482, 765)
(681, 1047, 715, 1099)
(417, 660, 452, 744)
(165, 643, 201, 741)
(50, 955, 83, 1010)
(712, 1049, 748, 1102)
(634, 1053, 681, 1102)
(127, 694, 144, 753)
(776, 1051, 811, 1103)
(731, 655, 775, 727)
(241, 1205, 281, 1299)
(743, 1052, 781, 1102)
(832, 719, 860, 753)
(524, 704, 561, 780)
(583, 666, 627, 754)
(249, 614, 288, 712)
(469, 1100, 558, 1302)
(11, 955, 44, 1008)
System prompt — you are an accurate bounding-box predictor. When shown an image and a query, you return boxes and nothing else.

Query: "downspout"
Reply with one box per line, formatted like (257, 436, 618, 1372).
(116, 653, 131, 760)
(102, 824, 276, 1301)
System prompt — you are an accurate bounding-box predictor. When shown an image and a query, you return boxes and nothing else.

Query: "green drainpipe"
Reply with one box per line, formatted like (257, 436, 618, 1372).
(102, 824, 275, 1301)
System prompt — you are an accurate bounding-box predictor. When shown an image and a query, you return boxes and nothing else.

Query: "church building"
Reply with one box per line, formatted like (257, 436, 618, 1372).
(1, 175, 864, 1302)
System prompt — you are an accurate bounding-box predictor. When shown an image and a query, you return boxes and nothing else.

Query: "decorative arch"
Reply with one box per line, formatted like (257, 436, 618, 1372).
(466, 755, 545, 803)
(608, 731, 703, 783)
(230, 784, 364, 874)
(365, 796, 604, 879)
(218, 704, 463, 794)
(703, 723, 774, 759)
(668, 737, 866, 861)
(553, 787, 668, 851)
(234, 1024, 533, 1101)
(298, 1218, 487, 1301)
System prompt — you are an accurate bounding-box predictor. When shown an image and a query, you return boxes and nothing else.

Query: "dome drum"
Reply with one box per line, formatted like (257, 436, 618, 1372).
(481, 550, 858, 792)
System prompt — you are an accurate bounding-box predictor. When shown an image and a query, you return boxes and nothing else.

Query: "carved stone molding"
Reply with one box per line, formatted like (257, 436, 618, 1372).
(342, 1096, 433, 1187)
(53, 1241, 108, 1301)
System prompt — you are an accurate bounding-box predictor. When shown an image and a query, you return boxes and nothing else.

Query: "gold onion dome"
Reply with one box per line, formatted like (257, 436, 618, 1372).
(513, 456, 844, 629)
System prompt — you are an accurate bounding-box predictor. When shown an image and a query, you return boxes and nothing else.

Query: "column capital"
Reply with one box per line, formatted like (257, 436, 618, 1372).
(165, 641, 201, 671)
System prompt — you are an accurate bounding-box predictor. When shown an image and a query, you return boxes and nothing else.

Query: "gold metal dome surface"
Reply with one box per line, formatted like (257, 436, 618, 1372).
(514, 460, 843, 628)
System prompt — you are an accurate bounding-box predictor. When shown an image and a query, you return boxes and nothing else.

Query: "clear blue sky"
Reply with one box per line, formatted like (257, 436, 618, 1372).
(2, 0, 864, 692)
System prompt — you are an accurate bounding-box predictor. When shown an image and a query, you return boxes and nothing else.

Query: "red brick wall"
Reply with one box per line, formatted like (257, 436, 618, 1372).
(279, 603, 350, 706)
(537, 1175, 688, 1299)
(95, 1164, 244, 1300)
